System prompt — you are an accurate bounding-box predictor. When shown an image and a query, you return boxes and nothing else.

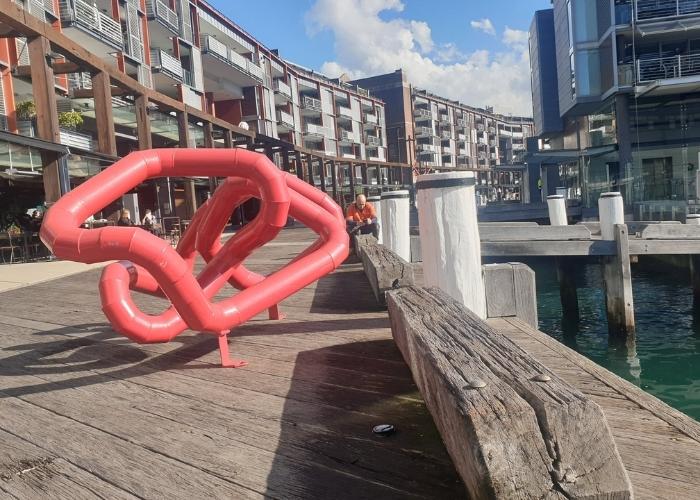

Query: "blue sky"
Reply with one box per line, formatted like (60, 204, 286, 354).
(208, 0, 552, 115)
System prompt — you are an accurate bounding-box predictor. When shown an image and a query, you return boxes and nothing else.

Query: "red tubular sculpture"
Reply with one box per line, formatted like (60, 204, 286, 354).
(40, 149, 349, 367)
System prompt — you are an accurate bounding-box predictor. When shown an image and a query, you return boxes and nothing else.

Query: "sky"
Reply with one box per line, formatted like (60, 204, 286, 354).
(208, 0, 552, 116)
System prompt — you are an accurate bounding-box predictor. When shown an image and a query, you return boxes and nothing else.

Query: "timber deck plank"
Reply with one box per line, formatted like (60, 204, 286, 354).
(0, 227, 464, 499)
(489, 317, 700, 500)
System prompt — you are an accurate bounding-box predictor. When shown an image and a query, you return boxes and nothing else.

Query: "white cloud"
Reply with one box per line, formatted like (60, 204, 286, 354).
(470, 18, 496, 36)
(503, 26, 528, 50)
(306, 0, 532, 116)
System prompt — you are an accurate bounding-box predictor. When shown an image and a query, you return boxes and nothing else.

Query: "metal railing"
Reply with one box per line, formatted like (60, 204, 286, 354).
(456, 118, 467, 128)
(273, 79, 292, 99)
(302, 95, 322, 112)
(146, 0, 179, 33)
(440, 130, 451, 140)
(304, 122, 333, 137)
(339, 129, 354, 142)
(415, 126, 433, 137)
(364, 113, 378, 125)
(276, 110, 294, 128)
(60, 129, 94, 150)
(59, 0, 123, 49)
(150, 49, 184, 81)
(201, 34, 228, 60)
(269, 58, 284, 75)
(637, 53, 700, 81)
(366, 135, 380, 147)
(636, 0, 700, 21)
(438, 113, 450, 124)
(201, 37, 264, 83)
(414, 108, 433, 120)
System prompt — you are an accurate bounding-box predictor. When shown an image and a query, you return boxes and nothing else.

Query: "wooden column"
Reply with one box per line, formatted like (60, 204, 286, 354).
(361, 164, 369, 196)
(330, 159, 338, 202)
(135, 94, 152, 149)
(348, 162, 356, 198)
(178, 111, 196, 219)
(687, 214, 700, 310)
(319, 158, 327, 192)
(282, 151, 291, 173)
(28, 36, 61, 203)
(91, 71, 117, 156)
(599, 192, 635, 338)
(547, 194, 579, 322)
(294, 150, 304, 181)
(202, 122, 218, 194)
(223, 129, 233, 148)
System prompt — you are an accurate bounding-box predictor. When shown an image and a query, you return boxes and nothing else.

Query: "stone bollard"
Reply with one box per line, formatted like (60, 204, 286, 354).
(547, 195, 578, 322)
(598, 192, 635, 338)
(416, 171, 486, 319)
(546, 194, 567, 226)
(380, 190, 410, 262)
(367, 195, 382, 244)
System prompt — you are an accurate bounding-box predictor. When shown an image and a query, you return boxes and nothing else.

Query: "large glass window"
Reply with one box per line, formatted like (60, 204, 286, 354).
(572, 0, 611, 43)
(576, 50, 602, 96)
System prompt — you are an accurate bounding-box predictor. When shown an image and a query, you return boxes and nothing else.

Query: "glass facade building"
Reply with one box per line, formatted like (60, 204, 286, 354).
(530, 0, 700, 218)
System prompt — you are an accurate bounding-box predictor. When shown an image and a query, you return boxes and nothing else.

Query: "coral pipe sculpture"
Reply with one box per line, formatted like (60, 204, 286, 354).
(39, 149, 349, 367)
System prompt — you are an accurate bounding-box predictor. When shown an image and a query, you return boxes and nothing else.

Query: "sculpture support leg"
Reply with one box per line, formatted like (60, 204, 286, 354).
(218, 331, 248, 368)
(268, 304, 285, 320)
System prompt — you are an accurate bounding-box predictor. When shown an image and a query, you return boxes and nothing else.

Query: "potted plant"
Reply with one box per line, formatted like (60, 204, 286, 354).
(15, 100, 36, 136)
(58, 109, 84, 130)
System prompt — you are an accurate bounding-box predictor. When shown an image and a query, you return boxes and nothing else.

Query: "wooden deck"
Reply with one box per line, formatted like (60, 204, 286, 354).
(0, 227, 465, 499)
(489, 317, 700, 500)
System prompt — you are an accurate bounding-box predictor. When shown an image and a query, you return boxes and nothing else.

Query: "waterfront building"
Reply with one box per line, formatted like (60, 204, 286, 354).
(351, 70, 535, 203)
(0, 0, 400, 228)
(529, 0, 700, 218)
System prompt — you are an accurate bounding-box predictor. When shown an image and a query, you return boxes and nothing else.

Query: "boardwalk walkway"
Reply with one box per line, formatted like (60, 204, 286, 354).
(0, 227, 464, 499)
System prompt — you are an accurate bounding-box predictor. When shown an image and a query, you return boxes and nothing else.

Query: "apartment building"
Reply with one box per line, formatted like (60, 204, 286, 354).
(529, 0, 700, 217)
(0, 0, 396, 226)
(351, 70, 534, 202)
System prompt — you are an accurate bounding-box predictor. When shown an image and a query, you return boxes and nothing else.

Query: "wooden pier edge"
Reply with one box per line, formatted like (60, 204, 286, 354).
(387, 285, 633, 500)
(354, 234, 414, 307)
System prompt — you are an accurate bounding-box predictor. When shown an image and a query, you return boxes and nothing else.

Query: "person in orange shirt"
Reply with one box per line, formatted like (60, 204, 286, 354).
(346, 194, 379, 238)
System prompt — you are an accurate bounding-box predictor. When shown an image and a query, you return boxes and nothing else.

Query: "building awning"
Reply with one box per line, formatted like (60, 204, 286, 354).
(526, 144, 617, 164)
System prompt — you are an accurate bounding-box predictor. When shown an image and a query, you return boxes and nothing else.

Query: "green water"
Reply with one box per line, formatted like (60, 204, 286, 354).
(508, 257, 700, 421)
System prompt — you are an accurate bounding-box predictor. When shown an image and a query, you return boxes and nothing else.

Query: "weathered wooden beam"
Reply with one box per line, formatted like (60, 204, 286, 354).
(482, 240, 616, 257)
(355, 234, 413, 307)
(15, 61, 81, 76)
(479, 225, 592, 242)
(640, 224, 700, 240)
(28, 35, 61, 203)
(387, 286, 632, 499)
(135, 95, 152, 150)
(603, 224, 635, 338)
(556, 256, 579, 321)
(483, 262, 538, 328)
(91, 71, 117, 156)
(329, 160, 338, 203)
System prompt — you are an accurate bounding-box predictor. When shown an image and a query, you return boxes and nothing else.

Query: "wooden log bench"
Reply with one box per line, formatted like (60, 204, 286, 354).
(387, 285, 632, 499)
(355, 234, 414, 307)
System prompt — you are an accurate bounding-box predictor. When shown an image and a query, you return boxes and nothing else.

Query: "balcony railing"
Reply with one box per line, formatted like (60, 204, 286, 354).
(150, 49, 184, 82)
(438, 113, 450, 124)
(415, 126, 433, 137)
(456, 118, 467, 128)
(59, 0, 123, 49)
(636, 0, 700, 21)
(201, 34, 228, 60)
(273, 79, 292, 100)
(364, 113, 378, 125)
(637, 53, 700, 82)
(366, 135, 380, 147)
(146, 0, 179, 34)
(440, 130, 451, 140)
(60, 128, 94, 150)
(302, 95, 323, 113)
(415, 108, 433, 120)
(201, 36, 265, 83)
(304, 123, 332, 137)
(339, 129, 354, 142)
(276, 110, 294, 128)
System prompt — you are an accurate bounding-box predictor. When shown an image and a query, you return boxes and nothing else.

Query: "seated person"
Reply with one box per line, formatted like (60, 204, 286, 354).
(117, 209, 134, 227)
(346, 194, 379, 239)
(141, 209, 161, 234)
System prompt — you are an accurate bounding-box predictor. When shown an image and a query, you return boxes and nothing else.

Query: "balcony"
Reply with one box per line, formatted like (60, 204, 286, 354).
(337, 105, 353, 121)
(364, 113, 378, 125)
(273, 79, 293, 102)
(59, 0, 123, 55)
(418, 143, 439, 153)
(438, 113, 450, 125)
(458, 148, 468, 157)
(60, 128, 94, 151)
(276, 109, 294, 130)
(200, 35, 264, 96)
(366, 135, 381, 147)
(637, 53, 700, 82)
(150, 49, 184, 89)
(415, 126, 433, 138)
(338, 129, 355, 143)
(146, 0, 179, 35)
(302, 95, 323, 114)
(456, 118, 467, 128)
(304, 122, 332, 138)
(635, 0, 700, 22)
(414, 108, 433, 121)
(457, 156, 471, 167)
(440, 130, 451, 140)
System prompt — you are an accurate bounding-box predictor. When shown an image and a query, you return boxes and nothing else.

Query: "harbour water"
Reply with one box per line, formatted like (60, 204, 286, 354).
(515, 257, 700, 421)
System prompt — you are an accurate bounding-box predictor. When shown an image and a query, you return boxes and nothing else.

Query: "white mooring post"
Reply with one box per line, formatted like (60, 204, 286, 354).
(687, 214, 700, 309)
(380, 190, 410, 262)
(547, 195, 578, 321)
(367, 195, 382, 244)
(546, 194, 568, 226)
(416, 171, 487, 319)
(598, 192, 635, 338)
